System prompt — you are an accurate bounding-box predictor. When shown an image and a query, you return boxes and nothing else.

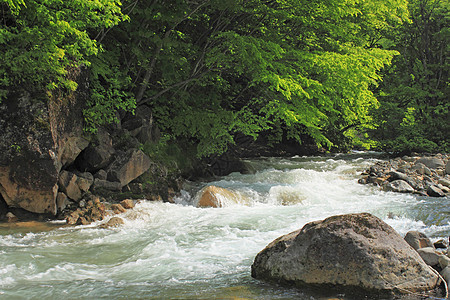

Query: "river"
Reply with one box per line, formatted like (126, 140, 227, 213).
(1, 153, 449, 299)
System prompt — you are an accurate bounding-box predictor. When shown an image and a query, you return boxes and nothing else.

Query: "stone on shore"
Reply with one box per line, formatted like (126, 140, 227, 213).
(56, 192, 69, 212)
(111, 203, 126, 214)
(6, 212, 18, 223)
(439, 255, 450, 269)
(384, 180, 415, 193)
(415, 157, 445, 170)
(416, 247, 441, 267)
(58, 171, 82, 201)
(427, 185, 446, 197)
(440, 266, 450, 286)
(404, 231, 434, 250)
(251, 213, 438, 297)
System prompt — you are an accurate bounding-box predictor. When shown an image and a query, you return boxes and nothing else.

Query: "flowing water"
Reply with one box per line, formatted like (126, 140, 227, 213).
(1, 153, 449, 299)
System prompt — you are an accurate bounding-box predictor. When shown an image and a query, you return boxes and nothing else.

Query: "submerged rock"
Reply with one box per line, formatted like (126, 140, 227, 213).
(99, 216, 124, 228)
(251, 213, 438, 297)
(120, 199, 135, 209)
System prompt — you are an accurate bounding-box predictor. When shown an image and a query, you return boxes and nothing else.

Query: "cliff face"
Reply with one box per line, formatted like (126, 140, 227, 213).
(0, 69, 179, 222)
(0, 70, 89, 215)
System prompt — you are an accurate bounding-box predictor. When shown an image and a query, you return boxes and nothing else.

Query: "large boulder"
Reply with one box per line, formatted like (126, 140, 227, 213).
(251, 213, 438, 297)
(107, 149, 151, 187)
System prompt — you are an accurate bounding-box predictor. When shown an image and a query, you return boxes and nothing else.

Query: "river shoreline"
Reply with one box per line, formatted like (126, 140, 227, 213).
(1, 152, 449, 226)
(1, 154, 449, 299)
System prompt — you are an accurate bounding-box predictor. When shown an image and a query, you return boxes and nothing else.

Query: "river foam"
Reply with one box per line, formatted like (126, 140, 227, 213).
(0, 154, 448, 298)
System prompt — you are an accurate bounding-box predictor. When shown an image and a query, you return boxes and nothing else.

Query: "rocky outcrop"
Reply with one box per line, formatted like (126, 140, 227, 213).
(0, 71, 181, 222)
(0, 68, 89, 215)
(251, 213, 439, 297)
(359, 154, 449, 197)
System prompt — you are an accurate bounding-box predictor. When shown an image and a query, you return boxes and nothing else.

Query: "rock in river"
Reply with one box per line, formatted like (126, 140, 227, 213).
(251, 213, 438, 297)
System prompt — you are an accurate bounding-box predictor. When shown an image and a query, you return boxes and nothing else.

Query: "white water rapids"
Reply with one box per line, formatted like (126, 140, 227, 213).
(1, 153, 449, 299)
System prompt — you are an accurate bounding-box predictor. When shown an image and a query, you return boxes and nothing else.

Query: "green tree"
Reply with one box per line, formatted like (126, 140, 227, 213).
(371, 0, 449, 153)
(97, 0, 408, 156)
(0, 0, 125, 100)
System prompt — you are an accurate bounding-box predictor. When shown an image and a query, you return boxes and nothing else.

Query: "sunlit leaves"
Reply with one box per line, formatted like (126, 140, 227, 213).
(0, 0, 125, 100)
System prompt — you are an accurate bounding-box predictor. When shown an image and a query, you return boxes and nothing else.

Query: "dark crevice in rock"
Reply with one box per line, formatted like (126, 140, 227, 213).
(0, 193, 8, 220)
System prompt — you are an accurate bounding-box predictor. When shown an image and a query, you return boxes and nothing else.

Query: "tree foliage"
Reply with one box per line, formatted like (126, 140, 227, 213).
(0, 0, 125, 100)
(371, 0, 449, 153)
(3, 0, 428, 157)
(95, 0, 408, 156)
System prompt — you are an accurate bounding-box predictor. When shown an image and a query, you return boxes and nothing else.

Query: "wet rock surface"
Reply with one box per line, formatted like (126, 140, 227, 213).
(359, 154, 449, 197)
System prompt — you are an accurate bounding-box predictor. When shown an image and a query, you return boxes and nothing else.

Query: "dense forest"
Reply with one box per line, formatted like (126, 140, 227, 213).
(0, 0, 448, 157)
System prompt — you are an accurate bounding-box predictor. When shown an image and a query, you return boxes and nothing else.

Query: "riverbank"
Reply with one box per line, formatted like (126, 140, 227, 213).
(1, 154, 448, 299)
(358, 153, 450, 197)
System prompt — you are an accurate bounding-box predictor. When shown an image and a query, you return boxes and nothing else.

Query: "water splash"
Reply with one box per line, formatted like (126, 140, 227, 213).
(0, 154, 448, 299)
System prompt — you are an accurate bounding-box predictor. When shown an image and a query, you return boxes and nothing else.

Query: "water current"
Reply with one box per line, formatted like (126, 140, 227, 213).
(1, 153, 449, 299)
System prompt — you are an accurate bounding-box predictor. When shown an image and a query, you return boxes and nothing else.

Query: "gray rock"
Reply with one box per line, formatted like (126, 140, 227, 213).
(413, 163, 432, 176)
(58, 136, 89, 168)
(56, 192, 69, 212)
(6, 212, 18, 223)
(58, 171, 82, 201)
(404, 231, 434, 250)
(78, 144, 115, 172)
(94, 169, 107, 181)
(251, 213, 438, 296)
(75, 172, 94, 192)
(437, 184, 450, 193)
(107, 149, 151, 187)
(446, 161, 450, 175)
(438, 178, 450, 188)
(417, 247, 441, 266)
(93, 178, 122, 192)
(384, 180, 415, 193)
(427, 185, 446, 197)
(439, 255, 450, 269)
(416, 157, 445, 170)
(433, 239, 448, 249)
(441, 266, 450, 286)
(388, 171, 410, 182)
